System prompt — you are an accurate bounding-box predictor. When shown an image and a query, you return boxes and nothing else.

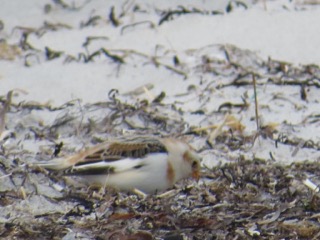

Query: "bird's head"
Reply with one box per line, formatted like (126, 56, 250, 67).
(160, 138, 201, 183)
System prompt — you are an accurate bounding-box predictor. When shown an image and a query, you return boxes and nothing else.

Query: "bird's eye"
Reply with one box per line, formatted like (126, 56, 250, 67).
(192, 161, 198, 168)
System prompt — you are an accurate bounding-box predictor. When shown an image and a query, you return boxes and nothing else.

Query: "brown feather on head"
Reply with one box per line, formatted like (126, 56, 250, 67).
(183, 150, 201, 181)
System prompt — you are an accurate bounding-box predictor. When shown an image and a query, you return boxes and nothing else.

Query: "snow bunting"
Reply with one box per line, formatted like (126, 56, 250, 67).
(37, 137, 201, 194)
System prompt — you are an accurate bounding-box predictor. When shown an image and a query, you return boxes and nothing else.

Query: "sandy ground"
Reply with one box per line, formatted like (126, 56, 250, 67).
(1, 0, 320, 239)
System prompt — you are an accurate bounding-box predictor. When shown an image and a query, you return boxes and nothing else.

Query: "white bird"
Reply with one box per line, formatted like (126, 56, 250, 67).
(37, 136, 201, 194)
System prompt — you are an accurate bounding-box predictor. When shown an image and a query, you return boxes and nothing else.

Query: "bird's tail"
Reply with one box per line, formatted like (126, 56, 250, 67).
(34, 155, 79, 170)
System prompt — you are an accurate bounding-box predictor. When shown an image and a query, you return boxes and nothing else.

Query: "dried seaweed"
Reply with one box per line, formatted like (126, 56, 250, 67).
(158, 6, 223, 25)
(3, 157, 320, 239)
(1, 12, 320, 239)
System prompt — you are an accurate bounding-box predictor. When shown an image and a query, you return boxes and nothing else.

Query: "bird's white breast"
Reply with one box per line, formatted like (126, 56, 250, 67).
(81, 153, 170, 193)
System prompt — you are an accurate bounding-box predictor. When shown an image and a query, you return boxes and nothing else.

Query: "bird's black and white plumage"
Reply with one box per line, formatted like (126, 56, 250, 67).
(37, 137, 201, 194)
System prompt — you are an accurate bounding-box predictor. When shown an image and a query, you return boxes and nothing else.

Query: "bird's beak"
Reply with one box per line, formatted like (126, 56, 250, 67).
(192, 169, 200, 181)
